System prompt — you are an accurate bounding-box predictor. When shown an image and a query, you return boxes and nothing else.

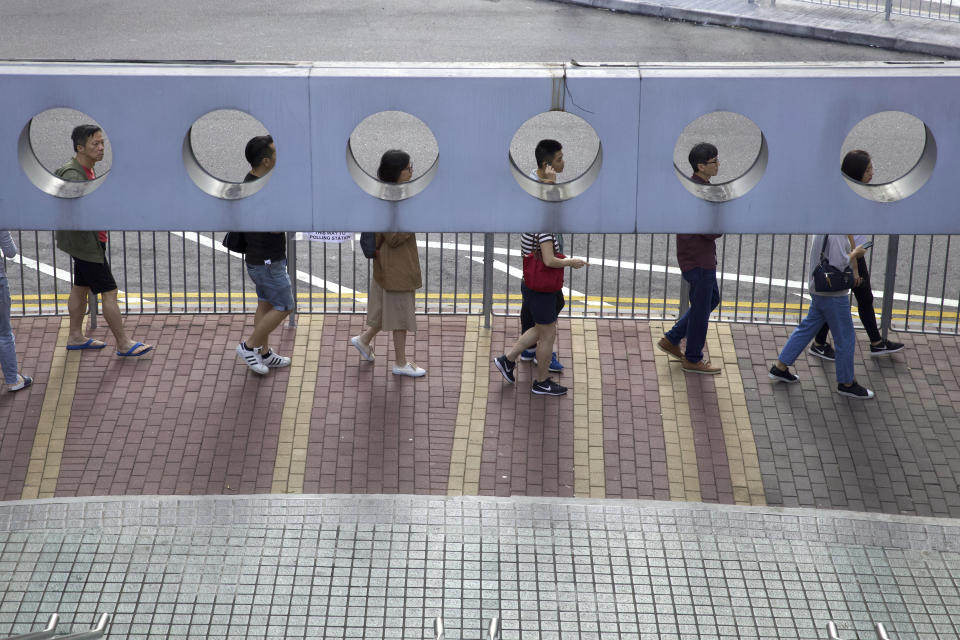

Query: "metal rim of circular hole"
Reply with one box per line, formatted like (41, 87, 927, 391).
(182, 110, 272, 201)
(508, 111, 603, 203)
(345, 126, 439, 202)
(18, 112, 109, 199)
(673, 111, 768, 203)
(841, 116, 936, 203)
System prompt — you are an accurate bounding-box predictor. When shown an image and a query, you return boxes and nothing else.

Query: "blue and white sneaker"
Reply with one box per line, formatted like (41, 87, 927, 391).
(534, 352, 564, 373)
(519, 349, 536, 361)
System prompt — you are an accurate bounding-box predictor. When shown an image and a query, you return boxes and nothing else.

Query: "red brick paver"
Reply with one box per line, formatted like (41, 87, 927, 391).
(0, 317, 62, 500)
(3, 313, 960, 521)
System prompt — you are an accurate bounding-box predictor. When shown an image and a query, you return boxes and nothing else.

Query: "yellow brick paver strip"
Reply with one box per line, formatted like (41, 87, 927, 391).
(271, 315, 324, 494)
(649, 321, 701, 502)
(707, 323, 766, 505)
(570, 319, 606, 498)
(22, 318, 76, 499)
(448, 316, 491, 496)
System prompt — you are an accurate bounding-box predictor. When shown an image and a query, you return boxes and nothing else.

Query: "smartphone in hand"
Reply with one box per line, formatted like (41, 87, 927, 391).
(861, 240, 874, 250)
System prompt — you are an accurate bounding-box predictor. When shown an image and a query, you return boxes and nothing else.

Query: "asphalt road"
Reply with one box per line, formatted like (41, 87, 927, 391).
(2, 0, 954, 328)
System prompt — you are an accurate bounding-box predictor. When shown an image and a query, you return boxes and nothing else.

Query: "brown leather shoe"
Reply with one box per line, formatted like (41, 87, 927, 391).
(681, 359, 721, 375)
(657, 337, 684, 360)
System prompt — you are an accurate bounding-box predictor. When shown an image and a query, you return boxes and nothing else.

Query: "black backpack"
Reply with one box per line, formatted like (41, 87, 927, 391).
(359, 232, 377, 259)
(222, 232, 247, 253)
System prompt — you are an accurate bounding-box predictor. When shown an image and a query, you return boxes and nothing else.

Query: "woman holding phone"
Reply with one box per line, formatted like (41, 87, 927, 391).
(808, 150, 904, 361)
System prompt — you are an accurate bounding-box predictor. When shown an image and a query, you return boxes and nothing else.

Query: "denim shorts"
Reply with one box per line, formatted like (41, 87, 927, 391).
(246, 259, 295, 312)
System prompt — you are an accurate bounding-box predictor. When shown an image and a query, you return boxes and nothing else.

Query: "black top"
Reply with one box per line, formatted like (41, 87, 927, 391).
(242, 172, 286, 265)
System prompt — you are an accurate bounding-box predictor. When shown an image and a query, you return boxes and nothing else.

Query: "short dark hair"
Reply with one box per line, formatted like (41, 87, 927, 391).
(71, 124, 102, 153)
(245, 135, 274, 168)
(841, 149, 872, 182)
(688, 142, 718, 172)
(534, 139, 562, 168)
(377, 149, 411, 183)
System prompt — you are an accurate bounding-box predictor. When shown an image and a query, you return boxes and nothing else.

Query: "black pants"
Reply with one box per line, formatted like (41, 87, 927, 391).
(520, 288, 565, 335)
(815, 255, 881, 345)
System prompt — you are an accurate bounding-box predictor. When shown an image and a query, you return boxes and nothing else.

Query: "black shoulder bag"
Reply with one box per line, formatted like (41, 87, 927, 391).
(812, 235, 854, 293)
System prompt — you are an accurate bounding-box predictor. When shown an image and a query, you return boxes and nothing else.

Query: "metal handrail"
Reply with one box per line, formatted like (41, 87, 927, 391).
(1, 615, 58, 640)
(487, 616, 500, 640)
(827, 620, 894, 639)
(52, 614, 109, 640)
(431, 616, 499, 640)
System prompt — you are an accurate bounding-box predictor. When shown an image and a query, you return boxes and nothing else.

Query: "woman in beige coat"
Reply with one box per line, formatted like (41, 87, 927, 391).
(350, 150, 426, 377)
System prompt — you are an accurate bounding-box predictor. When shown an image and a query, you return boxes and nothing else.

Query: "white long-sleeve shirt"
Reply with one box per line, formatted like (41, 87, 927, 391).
(807, 234, 853, 297)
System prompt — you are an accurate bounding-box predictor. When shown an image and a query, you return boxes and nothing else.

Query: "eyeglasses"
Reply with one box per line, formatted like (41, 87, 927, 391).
(706, 159, 719, 165)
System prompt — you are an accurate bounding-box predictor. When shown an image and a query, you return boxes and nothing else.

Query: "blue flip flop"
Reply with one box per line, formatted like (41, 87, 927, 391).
(116, 342, 153, 357)
(66, 338, 107, 351)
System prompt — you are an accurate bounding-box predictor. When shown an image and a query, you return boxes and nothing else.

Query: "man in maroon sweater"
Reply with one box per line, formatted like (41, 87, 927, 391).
(658, 142, 722, 374)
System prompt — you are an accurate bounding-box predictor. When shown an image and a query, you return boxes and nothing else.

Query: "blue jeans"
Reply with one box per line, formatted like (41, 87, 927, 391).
(665, 267, 720, 363)
(778, 293, 855, 385)
(0, 274, 19, 384)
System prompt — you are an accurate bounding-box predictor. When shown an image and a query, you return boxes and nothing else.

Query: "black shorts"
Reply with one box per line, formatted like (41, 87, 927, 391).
(520, 282, 564, 326)
(72, 256, 117, 294)
(520, 285, 565, 332)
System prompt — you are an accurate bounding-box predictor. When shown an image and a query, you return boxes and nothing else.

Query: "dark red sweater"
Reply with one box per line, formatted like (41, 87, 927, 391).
(676, 173, 721, 271)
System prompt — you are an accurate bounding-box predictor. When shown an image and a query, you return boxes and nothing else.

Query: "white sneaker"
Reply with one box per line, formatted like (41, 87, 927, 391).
(261, 349, 291, 368)
(236, 343, 268, 375)
(350, 336, 375, 362)
(392, 362, 426, 377)
(9, 374, 32, 392)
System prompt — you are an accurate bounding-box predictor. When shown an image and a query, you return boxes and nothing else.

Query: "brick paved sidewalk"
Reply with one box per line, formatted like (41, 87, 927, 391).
(2, 314, 958, 518)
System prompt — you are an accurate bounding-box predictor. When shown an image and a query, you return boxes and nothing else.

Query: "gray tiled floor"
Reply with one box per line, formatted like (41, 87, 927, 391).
(1, 496, 959, 639)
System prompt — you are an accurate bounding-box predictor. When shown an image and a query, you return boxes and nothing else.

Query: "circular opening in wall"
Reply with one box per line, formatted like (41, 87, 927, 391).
(672, 111, 767, 203)
(346, 111, 439, 201)
(183, 109, 273, 200)
(509, 111, 602, 202)
(840, 111, 935, 203)
(18, 108, 112, 198)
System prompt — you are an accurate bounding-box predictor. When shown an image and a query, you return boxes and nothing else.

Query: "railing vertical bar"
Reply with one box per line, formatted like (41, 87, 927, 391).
(483, 233, 494, 328)
(630, 233, 640, 318)
(438, 232, 445, 314)
(181, 232, 187, 313)
(423, 233, 429, 314)
(165, 232, 173, 314)
(748, 235, 759, 323)
(467, 233, 474, 315)
(286, 232, 297, 328)
(903, 235, 917, 332)
(920, 235, 934, 333)
(718, 234, 727, 322)
(879, 234, 899, 339)
(600, 234, 609, 317)
(582, 234, 591, 319)
(453, 233, 460, 314)
(939, 236, 951, 333)
(781, 235, 793, 326)
(45, 231, 54, 316)
(614, 234, 623, 318)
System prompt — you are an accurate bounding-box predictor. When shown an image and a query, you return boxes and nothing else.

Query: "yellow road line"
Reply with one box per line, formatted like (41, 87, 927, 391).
(570, 319, 606, 498)
(271, 315, 324, 494)
(649, 321, 701, 502)
(707, 323, 766, 506)
(22, 318, 76, 499)
(447, 316, 491, 496)
(10, 292, 948, 320)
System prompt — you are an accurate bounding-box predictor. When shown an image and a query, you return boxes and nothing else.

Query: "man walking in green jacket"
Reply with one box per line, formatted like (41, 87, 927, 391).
(55, 124, 152, 357)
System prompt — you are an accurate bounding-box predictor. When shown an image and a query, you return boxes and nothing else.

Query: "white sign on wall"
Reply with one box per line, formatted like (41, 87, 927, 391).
(306, 232, 352, 243)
